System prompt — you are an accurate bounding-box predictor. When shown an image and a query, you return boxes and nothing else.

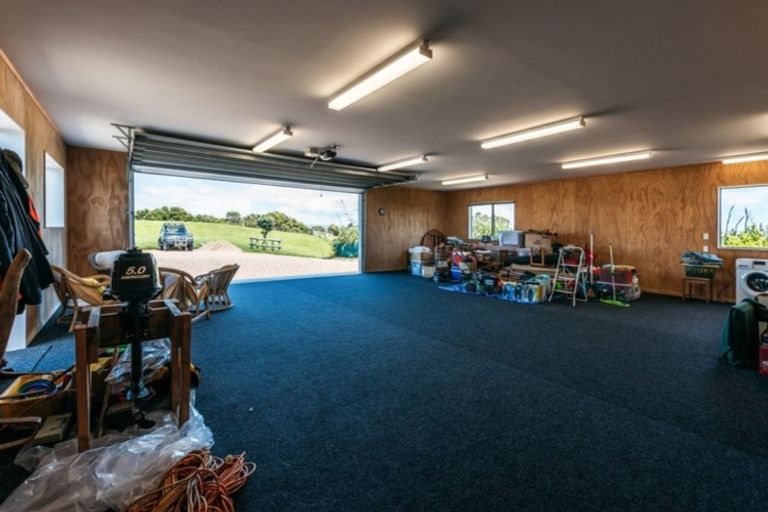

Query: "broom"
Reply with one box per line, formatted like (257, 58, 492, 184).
(600, 244, 630, 308)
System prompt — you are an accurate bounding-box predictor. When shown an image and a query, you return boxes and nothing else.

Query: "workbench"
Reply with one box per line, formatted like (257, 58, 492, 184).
(74, 299, 192, 452)
(506, 263, 557, 276)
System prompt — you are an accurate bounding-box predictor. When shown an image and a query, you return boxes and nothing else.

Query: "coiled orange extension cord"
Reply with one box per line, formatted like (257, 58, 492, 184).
(126, 450, 256, 512)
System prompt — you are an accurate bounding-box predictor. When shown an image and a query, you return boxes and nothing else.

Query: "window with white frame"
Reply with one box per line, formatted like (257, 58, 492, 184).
(468, 202, 515, 239)
(44, 153, 65, 228)
(719, 185, 768, 250)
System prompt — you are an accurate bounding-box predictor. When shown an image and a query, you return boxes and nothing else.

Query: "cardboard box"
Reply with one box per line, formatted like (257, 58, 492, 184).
(489, 249, 510, 262)
(524, 233, 552, 252)
(599, 265, 635, 285)
(409, 251, 434, 262)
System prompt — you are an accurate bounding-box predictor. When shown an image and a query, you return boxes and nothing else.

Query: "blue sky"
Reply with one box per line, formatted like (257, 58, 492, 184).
(134, 174, 359, 227)
(720, 185, 768, 233)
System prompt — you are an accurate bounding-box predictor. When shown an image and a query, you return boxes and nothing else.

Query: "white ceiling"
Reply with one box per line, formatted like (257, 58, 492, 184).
(2, 0, 768, 189)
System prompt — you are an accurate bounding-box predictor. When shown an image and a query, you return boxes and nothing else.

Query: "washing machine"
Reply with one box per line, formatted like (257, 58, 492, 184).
(736, 258, 768, 303)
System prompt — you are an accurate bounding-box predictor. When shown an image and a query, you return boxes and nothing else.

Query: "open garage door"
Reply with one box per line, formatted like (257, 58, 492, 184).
(120, 128, 399, 281)
(131, 172, 362, 281)
(127, 129, 419, 192)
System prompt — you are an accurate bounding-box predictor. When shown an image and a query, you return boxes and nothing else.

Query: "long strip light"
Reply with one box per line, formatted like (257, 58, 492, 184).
(722, 152, 768, 165)
(441, 174, 488, 186)
(252, 127, 293, 153)
(561, 150, 653, 170)
(378, 155, 428, 172)
(481, 116, 586, 149)
(328, 41, 433, 111)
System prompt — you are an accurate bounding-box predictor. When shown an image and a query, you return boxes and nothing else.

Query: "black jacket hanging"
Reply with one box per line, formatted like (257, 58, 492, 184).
(0, 149, 54, 312)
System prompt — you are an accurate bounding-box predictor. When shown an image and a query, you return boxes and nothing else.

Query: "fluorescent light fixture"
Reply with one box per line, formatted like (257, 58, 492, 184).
(722, 152, 768, 165)
(252, 127, 293, 153)
(378, 155, 428, 172)
(441, 174, 488, 186)
(481, 116, 586, 149)
(328, 41, 432, 111)
(561, 150, 653, 170)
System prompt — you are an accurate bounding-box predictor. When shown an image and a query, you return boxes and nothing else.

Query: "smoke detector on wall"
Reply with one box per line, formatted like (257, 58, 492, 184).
(305, 145, 339, 167)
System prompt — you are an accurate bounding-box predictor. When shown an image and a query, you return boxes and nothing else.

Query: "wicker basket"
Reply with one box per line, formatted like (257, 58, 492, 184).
(684, 265, 717, 279)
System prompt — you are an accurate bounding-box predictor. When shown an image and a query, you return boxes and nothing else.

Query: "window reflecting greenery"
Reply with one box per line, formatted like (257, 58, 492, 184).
(720, 186, 768, 249)
(469, 202, 515, 239)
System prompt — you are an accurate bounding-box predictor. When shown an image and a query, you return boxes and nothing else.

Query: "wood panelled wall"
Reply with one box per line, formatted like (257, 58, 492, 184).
(0, 51, 67, 342)
(54, 148, 768, 302)
(444, 160, 768, 302)
(363, 160, 768, 301)
(66, 147, 129, 276)
(364, 187, 448, 272)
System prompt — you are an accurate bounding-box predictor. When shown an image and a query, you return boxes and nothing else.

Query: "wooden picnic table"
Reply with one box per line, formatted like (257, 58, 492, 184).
(249, 237, 282, 251)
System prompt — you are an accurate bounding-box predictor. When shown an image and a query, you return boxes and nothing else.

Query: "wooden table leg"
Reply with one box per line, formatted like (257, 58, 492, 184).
(179, 314, 191, 424)
(75, 328, 91, 452)
(170, 335, 180, 419)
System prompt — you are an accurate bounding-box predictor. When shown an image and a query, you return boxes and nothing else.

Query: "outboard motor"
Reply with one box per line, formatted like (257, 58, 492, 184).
(105, 247, 162, 428)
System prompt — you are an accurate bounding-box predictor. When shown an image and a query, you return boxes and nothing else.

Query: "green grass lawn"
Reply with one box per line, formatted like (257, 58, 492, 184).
(134, 220, 335, 258)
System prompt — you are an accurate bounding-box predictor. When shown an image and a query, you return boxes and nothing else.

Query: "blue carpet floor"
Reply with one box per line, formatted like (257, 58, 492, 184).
(2, 272, 768, 511)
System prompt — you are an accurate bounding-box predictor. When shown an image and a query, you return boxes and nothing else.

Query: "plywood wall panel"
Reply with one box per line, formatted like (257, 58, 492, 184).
(364, 187, 448, 272)
(0, 59, 25, 126)
(54, 149, 768, 302)
(445, 160, 768, 301)
(66, 147, 129, 276)
(0, 52, 67, 341)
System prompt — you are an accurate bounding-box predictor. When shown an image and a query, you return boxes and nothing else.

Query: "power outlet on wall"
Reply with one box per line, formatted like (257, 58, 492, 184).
(703, 233, 709, 240)
(703, 245, 709, 253)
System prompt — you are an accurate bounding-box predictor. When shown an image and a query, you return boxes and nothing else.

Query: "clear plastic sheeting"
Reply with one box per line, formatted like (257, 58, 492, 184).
(0, 406, 213, 512)
(105, 338, 171, 394)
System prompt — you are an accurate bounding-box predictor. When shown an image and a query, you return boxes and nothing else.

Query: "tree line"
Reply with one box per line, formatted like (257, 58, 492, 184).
(722, 205, 768, 248)
(471, 212, 512, 238)
(135, 206, 347, 236)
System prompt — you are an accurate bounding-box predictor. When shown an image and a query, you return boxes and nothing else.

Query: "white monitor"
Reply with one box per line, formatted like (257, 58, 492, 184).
(499, 230, 524, 246)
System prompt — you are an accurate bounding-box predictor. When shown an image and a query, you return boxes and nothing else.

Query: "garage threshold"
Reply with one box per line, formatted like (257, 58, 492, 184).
(232, 271, 360, 285)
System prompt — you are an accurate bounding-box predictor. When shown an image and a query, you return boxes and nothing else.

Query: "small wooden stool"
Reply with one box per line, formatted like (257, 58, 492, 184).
(682, 276, 713, 303)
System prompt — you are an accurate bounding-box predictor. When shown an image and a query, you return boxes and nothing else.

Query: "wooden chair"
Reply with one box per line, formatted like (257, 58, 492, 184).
(50, 266, 76, 326)
(159, 267, 210, 321)
(421, 229, 446, 249)
(0, 250, 44, 448)
(197, 264, 239, 313)
(1, 250, 31, 372)
(51, 266, 113, 331)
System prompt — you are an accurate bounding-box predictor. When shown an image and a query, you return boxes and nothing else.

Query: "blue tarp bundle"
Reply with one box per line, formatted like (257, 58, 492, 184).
(680, 251, 723, 267)
(438, 284, 498, 298)
(438, 283, 543, 304)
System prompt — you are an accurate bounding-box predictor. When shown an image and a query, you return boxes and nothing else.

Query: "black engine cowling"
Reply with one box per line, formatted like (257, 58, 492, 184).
(107, 247, 162, 303)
